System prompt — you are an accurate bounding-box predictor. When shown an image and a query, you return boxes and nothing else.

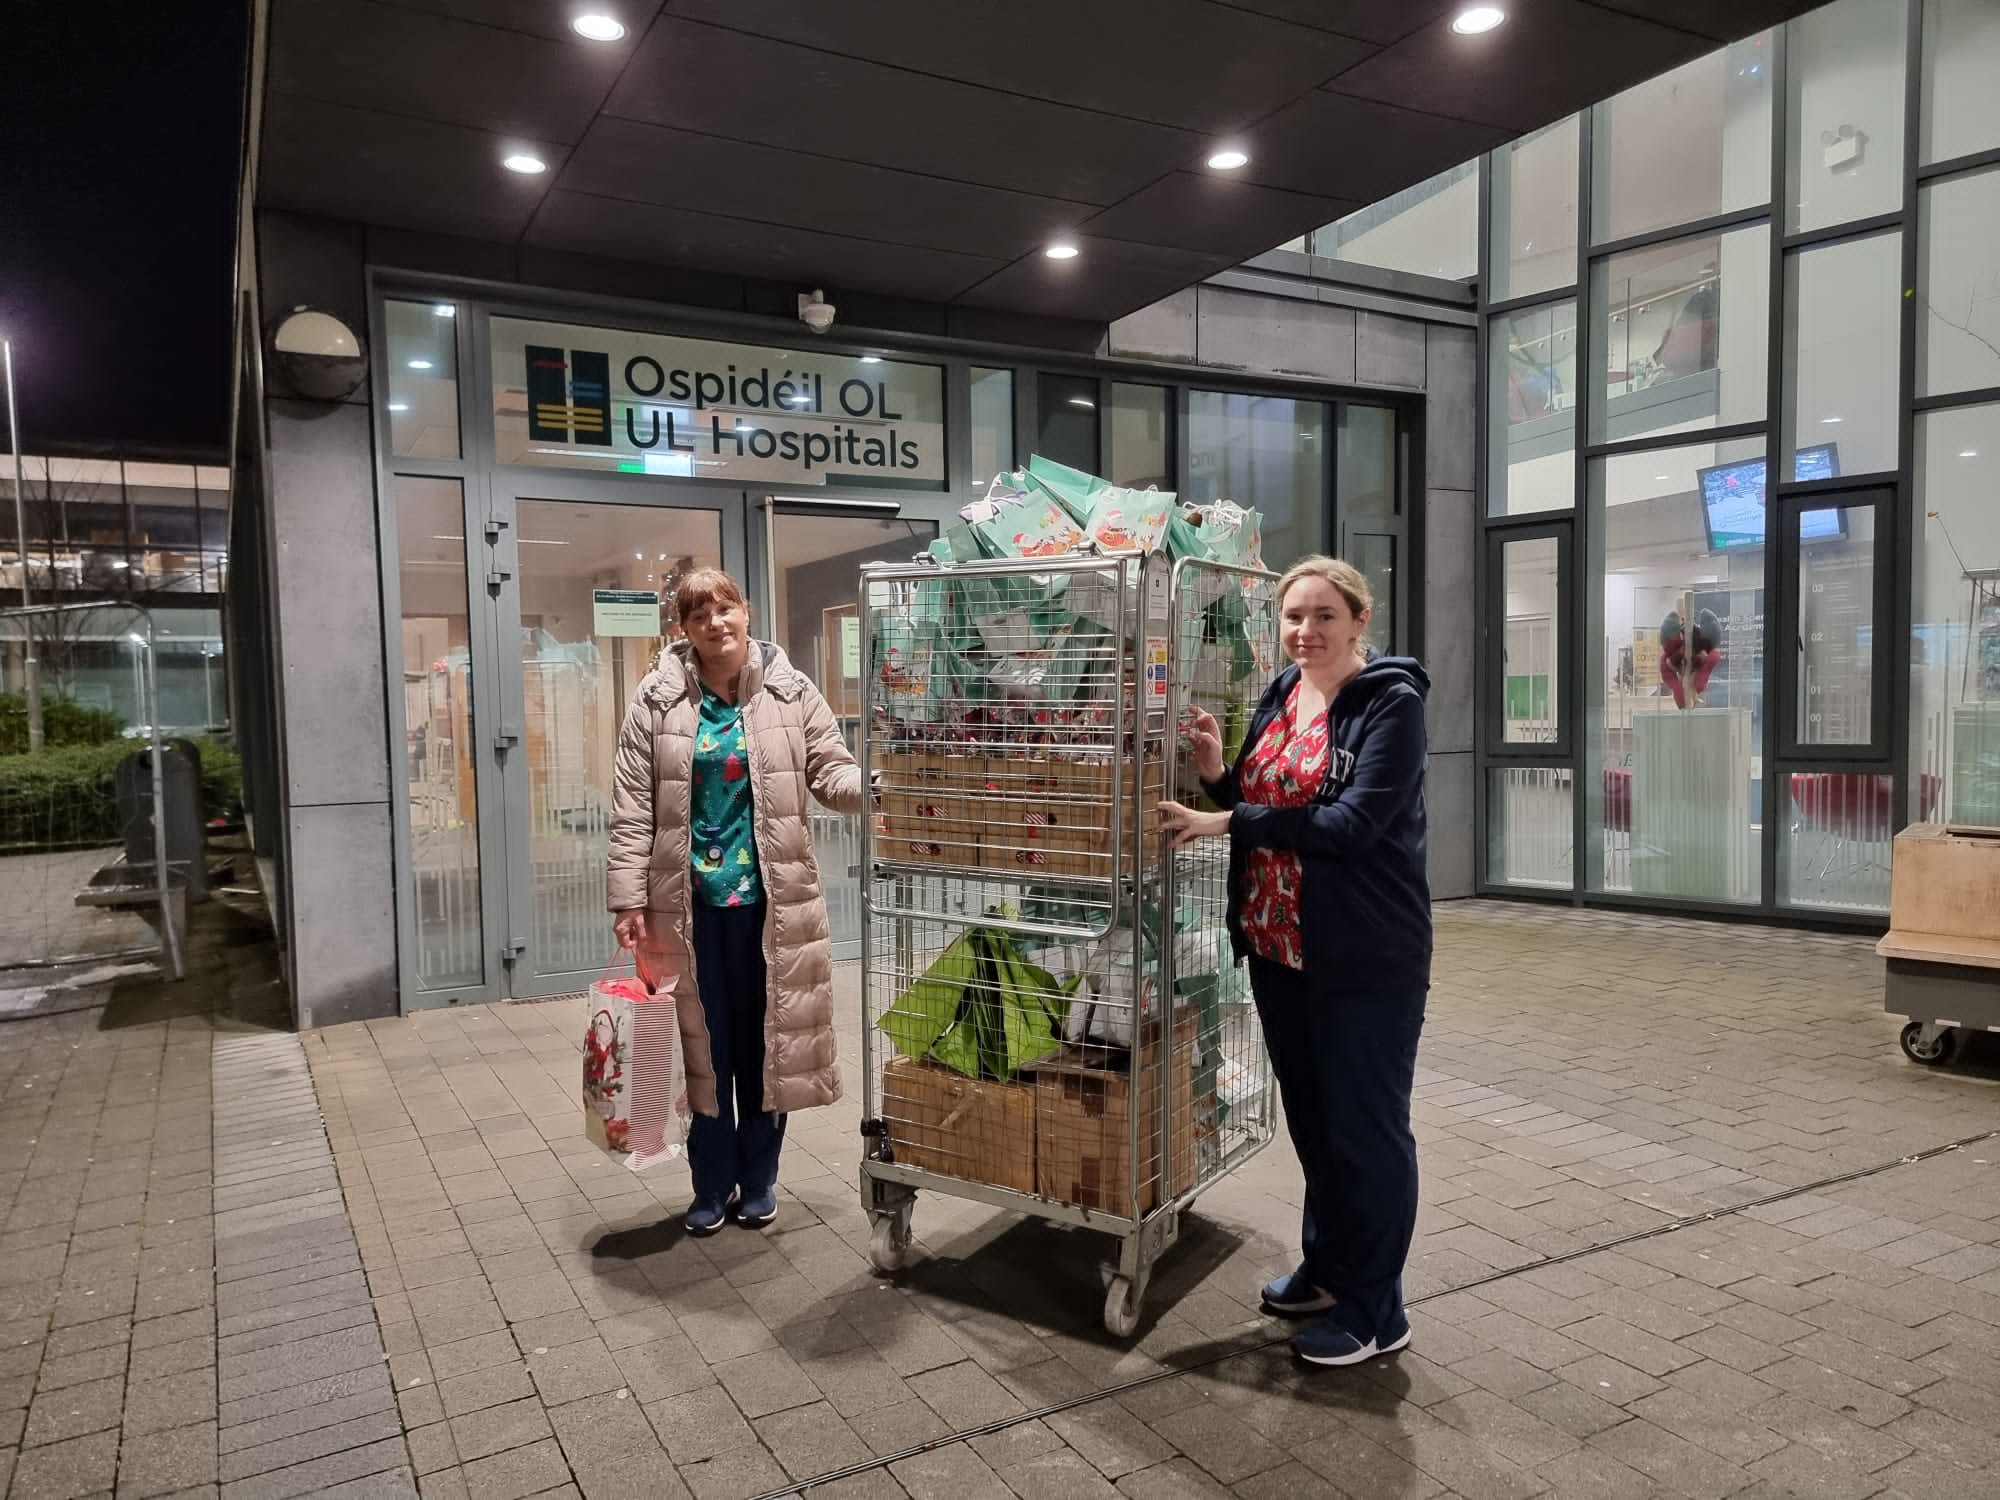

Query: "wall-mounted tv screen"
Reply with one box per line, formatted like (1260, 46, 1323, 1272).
(1697, 444, 1842, 552)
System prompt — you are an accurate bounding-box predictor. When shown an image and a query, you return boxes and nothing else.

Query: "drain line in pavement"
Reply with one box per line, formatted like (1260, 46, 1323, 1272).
(755, 1128, 2000, 1500)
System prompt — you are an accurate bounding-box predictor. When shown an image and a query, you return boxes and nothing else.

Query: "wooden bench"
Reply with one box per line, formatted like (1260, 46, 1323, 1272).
(1878, 824, 2000, 1066)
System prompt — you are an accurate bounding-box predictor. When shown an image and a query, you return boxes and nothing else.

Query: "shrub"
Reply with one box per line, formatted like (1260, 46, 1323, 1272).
(0, 693, 125, 755)
(0, 736, 244, 850)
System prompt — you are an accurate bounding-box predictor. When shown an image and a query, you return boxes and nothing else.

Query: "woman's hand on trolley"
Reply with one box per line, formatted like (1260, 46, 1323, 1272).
(1180, 706, 1226, 783)
(1157, 800, 1230, 848)
(612, 910, 649, 950)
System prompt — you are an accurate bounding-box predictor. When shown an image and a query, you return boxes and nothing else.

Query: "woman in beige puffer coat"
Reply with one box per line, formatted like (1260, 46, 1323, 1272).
(607, 568, 863, 1236)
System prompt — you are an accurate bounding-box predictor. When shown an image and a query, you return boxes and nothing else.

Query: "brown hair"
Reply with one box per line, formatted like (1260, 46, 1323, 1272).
(1275, 555, 1373, 655)
(673, 567, 749, 627)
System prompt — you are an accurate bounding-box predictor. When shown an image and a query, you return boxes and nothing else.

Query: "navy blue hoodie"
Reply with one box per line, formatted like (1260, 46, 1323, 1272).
(1201, 653, 1433, 990)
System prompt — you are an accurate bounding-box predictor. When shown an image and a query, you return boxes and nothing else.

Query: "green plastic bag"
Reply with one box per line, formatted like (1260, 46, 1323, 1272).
(878, 930, 980, 1063)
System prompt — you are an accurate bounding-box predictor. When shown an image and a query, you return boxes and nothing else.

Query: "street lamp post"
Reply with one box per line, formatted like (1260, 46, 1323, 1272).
(4, 337, 44, 752)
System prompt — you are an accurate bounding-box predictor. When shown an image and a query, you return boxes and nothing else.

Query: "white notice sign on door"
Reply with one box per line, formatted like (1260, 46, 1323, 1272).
(593, 589, 661, 637)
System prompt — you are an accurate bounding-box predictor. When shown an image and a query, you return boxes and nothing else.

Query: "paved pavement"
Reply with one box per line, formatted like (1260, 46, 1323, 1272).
(3, 899, 1998, 1499)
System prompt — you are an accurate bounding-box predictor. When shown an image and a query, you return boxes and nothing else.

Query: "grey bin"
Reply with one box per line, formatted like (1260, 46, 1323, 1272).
(115, 742, 208, 898)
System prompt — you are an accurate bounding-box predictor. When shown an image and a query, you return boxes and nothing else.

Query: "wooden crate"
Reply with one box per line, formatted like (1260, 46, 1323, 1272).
(880, 1056, 1036, 1193)
(1033, 1010, 1198, 1217)
(1887, 823, 2000, 943)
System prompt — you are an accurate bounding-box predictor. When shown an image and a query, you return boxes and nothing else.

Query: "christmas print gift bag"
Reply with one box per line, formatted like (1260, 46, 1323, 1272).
(582, 962, 689, 1172)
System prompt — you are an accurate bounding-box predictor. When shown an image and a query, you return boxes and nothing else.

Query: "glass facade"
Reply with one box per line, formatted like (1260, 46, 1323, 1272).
(1475, 0, 1995, 921)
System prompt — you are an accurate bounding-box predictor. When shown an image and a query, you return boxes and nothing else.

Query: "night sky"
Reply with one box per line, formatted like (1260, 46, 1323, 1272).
(0, 4, 247, 457)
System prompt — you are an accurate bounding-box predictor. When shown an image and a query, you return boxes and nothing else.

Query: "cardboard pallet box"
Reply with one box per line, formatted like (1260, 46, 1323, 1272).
(1034, 1010, 1201, 1217)
(880, 1055, 1037, 1194)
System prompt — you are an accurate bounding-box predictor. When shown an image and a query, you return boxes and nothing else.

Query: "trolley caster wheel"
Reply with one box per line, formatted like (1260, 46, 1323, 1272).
(869, 1206, 914, 1274)
(1103, 1275, 1144, 1339)
(1900, 1021, 1960, 1067)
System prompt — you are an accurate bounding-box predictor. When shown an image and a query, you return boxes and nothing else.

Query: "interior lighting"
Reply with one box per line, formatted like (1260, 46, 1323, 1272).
(503, 153, 548, 175)
(1960, 449, 1980, 458)
(1069, 397, 1096, 409)
(1451, 6, 1506, 34)
(1821, 415, 1843, 424)
(433, 304, 455, 317)
(860, 355, 883, 364)
(1207, 148, 1249, 171)
(571, 13, 626, 41)
(387, 402, 410, 412)
(1045, 241, 1080, 260)
(407, 359, 433, 370)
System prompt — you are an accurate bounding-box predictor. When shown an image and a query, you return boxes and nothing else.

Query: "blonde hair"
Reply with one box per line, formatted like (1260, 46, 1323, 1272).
(1275, 555, 1373, 657)
(673, 567, 749, 627)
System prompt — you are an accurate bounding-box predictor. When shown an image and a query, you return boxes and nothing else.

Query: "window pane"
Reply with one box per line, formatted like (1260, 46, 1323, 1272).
(1781, 771, 1893, 911)
(385, 300, 461, 460)
(1786, 233, 1901, 477)
(1488, 768, 1574, 890)
(392, 476, 481, 990)
(969, 366, 1013, 494)
(1185, 392, 1327, 569)
(1592, 222, 1769, 445)
(1035, 373, 1099, 474)
(1490, 302, 1576, 516)
(1923, 0, 2000, 163)
(1350, 533, 1397, 655)
(1786, 0, 1908, 233)
(1109, 383, 1171, 490)
(1918, 169, 2000, 397)
(1591, 439, 1766, 902)
(1913, 406, 2000, 828)
(1592, 36, 1773, 244)
(1313, 160, 1479, 281)
(1795, 502, 1879, 746)
(1338, 405, 1397, 520)
(1500, 536, 1561, 746)
(1490, 117, 1579, 302)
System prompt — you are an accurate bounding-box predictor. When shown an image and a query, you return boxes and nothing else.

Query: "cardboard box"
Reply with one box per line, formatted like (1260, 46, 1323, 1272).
(881, 1056, 1036, 1193)
(1887, 823, 2000, 943)
(982, 757, 1165, 878)
(1034, 1011, 1199, 1216)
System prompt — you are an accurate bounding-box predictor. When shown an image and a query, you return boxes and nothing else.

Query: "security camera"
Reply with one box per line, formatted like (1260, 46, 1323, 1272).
(268, 306, 367, 401)
(798, 289, 836, 335)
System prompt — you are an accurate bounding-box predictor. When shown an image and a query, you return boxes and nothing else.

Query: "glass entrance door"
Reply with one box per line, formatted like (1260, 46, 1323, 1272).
(764, 505, 937, 958)
(490, 480, 740, 998)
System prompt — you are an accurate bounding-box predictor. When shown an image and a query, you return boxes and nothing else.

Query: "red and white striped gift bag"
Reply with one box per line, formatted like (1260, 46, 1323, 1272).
(582, 970, 689, 1172)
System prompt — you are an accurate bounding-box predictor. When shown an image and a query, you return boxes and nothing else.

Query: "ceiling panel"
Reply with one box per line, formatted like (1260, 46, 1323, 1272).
(603, 17, 1198, 205)
(261, 94, 561, 243)
(370, 0, 665, 44)
(1238, 91, 1511, 200)
(559, 118, 1084, 260)
(668, 0, 1374, 133)
(1209, 0, 1456, 47)
(1587, 2, 1806, 42)
(955, 237, 1222, 320)
(1082, 173, 1356, 259)
(1326, 2, 1705, 134)
(268, 0, 626, 145)
(522, 190, 1006, 304)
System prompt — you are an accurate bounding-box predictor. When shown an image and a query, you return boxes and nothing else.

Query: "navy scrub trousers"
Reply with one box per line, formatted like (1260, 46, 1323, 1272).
(1249, 955, 1426, 1342)
(685, 900, 786, 1207)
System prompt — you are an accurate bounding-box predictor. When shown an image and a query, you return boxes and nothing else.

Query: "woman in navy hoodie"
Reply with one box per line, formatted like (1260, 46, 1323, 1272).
(1159, 555, 1431, 1367)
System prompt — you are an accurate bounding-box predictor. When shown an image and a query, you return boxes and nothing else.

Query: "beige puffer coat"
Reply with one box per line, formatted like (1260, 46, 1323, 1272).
(606, 639, 863, 1117)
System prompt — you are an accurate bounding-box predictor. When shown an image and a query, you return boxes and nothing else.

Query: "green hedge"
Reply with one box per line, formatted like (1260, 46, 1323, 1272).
(0, 735, 245, 850)
(0, 693, 125, 755)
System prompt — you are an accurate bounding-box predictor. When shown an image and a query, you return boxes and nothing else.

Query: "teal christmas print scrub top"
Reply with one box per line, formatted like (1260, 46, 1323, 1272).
(690, 687, 764, 907)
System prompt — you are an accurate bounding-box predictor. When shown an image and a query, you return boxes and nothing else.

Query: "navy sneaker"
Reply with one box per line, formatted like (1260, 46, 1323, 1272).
(1293, 1309, 1412, 1367)
(684, 1197, 729, 1237)
(737, 1187, 778, 1228)
(1261, 1266, 1334, 1317)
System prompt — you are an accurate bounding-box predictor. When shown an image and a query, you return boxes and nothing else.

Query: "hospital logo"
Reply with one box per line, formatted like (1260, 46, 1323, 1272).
(525, 345, 612, 446)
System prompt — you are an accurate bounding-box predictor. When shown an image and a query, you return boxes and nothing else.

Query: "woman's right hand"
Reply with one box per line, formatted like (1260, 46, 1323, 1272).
(613, 910, 648, 951)
(1182, 706, 1225, 783)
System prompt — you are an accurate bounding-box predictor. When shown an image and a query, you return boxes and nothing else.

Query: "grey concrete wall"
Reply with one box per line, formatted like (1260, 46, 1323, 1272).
(1107, 286, 1481, 899)
(260, 211, 399, 1026)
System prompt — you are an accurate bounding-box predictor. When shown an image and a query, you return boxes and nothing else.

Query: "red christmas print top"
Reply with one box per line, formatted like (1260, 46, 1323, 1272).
(1237, 683, 1329, 970)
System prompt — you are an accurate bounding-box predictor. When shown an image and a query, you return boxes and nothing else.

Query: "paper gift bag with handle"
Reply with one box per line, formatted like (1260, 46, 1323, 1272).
(581, 956, 689, 1172)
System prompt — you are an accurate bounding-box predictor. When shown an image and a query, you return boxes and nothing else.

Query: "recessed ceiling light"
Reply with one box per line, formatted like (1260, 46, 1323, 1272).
(387, 402, 410, 413)
(571, 13, 626, 41)
(1069, 397, 1096, 409)
(433, 304, 455, 318)
(1452, 5, 1506, 34)
(1045, 241, 1080, 260)
(860, 355, 882, 364)
(1207, 148, 1249, 171)
(503, 152, 548, 175)
(407, 359, 433, 371)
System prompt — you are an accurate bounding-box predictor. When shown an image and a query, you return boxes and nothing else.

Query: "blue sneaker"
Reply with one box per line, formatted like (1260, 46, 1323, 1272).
(1293, 1309, 1412, 1367)
(737, 1186, 778, 1228)
(684, 1197, 729, 1237)
(1261, 1266, 1334, 1317)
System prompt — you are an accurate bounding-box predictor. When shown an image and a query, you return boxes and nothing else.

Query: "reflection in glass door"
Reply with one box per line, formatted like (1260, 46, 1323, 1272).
(505, 496, 725, 993)
(766, 506, 937, 958)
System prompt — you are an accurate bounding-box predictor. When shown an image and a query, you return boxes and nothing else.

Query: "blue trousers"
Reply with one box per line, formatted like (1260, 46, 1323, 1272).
(1248, 955, 1425, 1341)
(685, 901, 787, 1205)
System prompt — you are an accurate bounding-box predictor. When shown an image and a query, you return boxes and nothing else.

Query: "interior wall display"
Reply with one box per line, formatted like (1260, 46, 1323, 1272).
(491, 316, 946, 489)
